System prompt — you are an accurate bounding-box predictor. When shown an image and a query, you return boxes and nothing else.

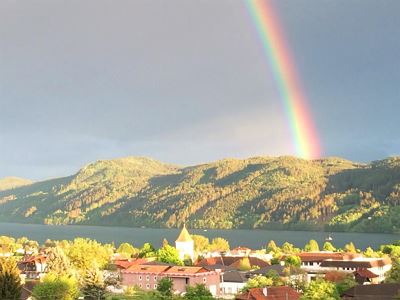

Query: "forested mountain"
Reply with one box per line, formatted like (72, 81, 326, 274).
(0, 156, 400, 233)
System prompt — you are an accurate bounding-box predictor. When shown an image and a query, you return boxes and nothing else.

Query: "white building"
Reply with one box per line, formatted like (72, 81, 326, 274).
(175, 224, 194, 261)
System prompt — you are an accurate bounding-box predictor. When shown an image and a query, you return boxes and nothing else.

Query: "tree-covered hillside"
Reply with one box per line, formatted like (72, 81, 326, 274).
(0, 156, 400, 233)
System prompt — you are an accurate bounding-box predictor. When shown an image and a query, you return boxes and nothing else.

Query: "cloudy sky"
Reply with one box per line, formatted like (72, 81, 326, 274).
(1, 0, 399, 180)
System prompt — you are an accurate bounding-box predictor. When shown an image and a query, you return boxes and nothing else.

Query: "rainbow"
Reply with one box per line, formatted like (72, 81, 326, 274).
(246, 0, 322, 159)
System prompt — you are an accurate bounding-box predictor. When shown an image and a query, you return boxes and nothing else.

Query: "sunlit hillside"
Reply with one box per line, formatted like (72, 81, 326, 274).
(0, 156, 400, 233)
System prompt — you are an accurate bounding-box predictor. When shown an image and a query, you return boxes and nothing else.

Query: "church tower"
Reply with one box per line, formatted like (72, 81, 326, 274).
(175, 224, 194, 261)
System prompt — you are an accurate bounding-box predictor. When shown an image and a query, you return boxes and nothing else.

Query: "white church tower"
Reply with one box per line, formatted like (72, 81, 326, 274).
(175, 224, 194, 261)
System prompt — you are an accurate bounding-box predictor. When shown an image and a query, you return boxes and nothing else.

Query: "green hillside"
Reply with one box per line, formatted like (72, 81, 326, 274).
(0, 156, 400, 233)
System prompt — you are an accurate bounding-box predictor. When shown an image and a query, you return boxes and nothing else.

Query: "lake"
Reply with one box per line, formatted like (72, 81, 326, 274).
(0, 222, 398, 250)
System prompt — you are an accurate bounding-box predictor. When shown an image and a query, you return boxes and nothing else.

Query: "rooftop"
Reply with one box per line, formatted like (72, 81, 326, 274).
(175, 224, 193, 243)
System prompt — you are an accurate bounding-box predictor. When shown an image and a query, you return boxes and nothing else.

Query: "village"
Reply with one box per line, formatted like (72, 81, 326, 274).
(1, 225, 400, 300)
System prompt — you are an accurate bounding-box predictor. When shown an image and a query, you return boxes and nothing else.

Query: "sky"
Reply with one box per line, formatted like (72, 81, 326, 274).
(1, 0, 400, 180)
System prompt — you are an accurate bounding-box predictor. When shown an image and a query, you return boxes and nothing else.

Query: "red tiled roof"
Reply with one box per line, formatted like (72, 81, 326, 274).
(320, 257, 391, 268)
(354, 269, 379, 278)
(123, 264, 170, 274)
(236, 287, 300, 300)
(163, 266, 209, 275)
(325, 271, 348, 282)
(196, 256, 269, 269)
(114, 259, 148, 269)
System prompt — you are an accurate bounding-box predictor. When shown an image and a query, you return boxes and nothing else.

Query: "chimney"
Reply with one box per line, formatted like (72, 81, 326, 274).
(263, 287, 268, 296)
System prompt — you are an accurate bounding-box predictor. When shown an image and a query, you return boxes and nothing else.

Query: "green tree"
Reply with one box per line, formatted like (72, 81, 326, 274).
(304, 239, 320, 252)
(323, 242, 336, 252)
(116, 242, 138, 258)
(243, 275, 273, 291)
(156, 277, 173, 298)
(209, 237, 229, 252)
(139, 243, 157, 258)
(386, 258, 400, 283)
(266, 240, 279, 253)
(281, 242, 296, 254)
(157, 244, 183, 266)
(335, 275, 357, 295)
(284, 255, 301, 267)
(45, 246, 74, 277)
(185, 284, 214, 300)
(81, 267, 106, 300)
(300, 279, 339, 300)
(32, 275, 79, 300)
(344, 242, 357, 253)
(0, 258, 21, 300)
(192, 235, 210, 253)
(65, 238, 113, 271)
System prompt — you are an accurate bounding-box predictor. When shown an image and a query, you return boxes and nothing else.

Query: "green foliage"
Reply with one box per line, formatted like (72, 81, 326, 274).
(192, 235, 210, 252)
(117, 243, 138, 258)
(323, 242, 336, 252)
(157, 244, 183, 265)
(139, 243, 157, 258)
(386, 258, 400, 283)
(335, 275, 357, 295)
(304, 239, 320, 252)
(284, 255, 301, 267)
(81, 267, 106, 300)
(184, 284, 214, 300)
(266, 240, 280, 253)
(1, 156, 400, 232)
(243, 275, 274, 292)
(32, 275, 79, 300)
(65, 238, 113, 271)
(300, 279, 340, 300)
(344, 242, 357, 253)
(45, 246, 74, 277)
(156, 278, 173, 298)
(0, 258, 21, 300)
(209, 237, 229, 252)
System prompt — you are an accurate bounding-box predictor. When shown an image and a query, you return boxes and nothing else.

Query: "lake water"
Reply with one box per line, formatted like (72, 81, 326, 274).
(0, 222, 398, 250)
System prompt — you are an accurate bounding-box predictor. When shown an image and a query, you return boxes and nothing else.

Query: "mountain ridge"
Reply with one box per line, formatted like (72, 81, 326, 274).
(0, 155, 399, 233)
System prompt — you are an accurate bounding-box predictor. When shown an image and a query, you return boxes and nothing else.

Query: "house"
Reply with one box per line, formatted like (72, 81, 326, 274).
(291, 252, 391, 283)
(121, 264, 221, 297)
(341, 283, 400, 300)
(18, 255, 47, 280)
(220, 270, 248, 299)
(175, 224, 194, 261)
(319, 257, 391, 283)
(236, 286, 300, 300)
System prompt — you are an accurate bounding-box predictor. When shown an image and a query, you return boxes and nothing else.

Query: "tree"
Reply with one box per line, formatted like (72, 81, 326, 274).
(116, 243, 138, 258)
(157, 244, 183, 265)
(243, 275, 273, 291)
(0, 258, 21, 300)
(323, 242, 336, 252)
(32, 275, 79, 300)
(344, 242, 357, 253)
(237, 257, 252, 271)
(284, 255, 301, 267)
(46, 246, 74, 277)
(300, 279, 339, 300)
(139, 243, 157, 258)
(266, 240, 279, 253)
(156, 277, 173, 298)
(65, 238, 113, 271)
(209, 237, 229, 252)
(81, 267, 106, 300)
(335, 275, 357, 295)
(185, 284, 214, 300)
(386, 258, 400, 283)
(192, 235, 210, 253)
(304, 240, 320, 252)
(281, 242, 297, 254)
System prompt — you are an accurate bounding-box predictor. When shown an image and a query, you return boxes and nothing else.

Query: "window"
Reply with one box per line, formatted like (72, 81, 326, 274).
(146, 284, 150, 289)
(154, 284, 158, 289)
(139, 275, 142, 281)
(146, 275, 150, 281)
(203, 277, 206, 283)
(139, 283, 142, 288)
(154, 276, 157, 281)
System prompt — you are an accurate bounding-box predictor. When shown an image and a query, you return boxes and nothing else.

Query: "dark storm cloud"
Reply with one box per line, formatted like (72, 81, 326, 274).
(1, 0, 399, 179)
